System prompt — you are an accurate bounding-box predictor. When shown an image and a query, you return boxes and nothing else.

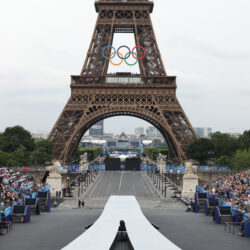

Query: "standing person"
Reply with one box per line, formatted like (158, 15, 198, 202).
(81, 200, 85, 208)
(78, 200, 81, 209)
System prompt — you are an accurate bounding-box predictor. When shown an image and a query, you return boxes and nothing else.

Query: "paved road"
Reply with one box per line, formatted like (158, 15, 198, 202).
(84, 171, 158, 200)
(60, 171, 179, 209)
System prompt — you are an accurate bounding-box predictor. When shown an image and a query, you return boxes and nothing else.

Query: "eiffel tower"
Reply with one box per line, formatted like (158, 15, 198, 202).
(48, 0, 196, 164)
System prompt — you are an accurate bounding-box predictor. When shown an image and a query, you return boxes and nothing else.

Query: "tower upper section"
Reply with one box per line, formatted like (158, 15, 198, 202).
(95, 0, 154, 13)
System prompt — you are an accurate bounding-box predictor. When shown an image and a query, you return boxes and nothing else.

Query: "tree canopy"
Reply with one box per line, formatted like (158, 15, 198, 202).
(0, 126, 35, 153)
(78, 146, 102, 161)
(0, 126, 53, 166)
(231, 150, 250, 171)
(144, 146, 168, 161)
(186, 130, 250, 170)
(210, 132, 238, 158)
(186, 138, 214, 165)
(238, 130, 250, 151)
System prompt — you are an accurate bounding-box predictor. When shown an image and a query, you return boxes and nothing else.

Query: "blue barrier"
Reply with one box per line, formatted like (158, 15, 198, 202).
(221, 201, 231, 207)
(89, 165, 105, 171)
(4, 206, 12, 218)
(31, 192, 37, 198)
(40, 185, 50, 192)
(140, 165, 157, 171)
(165, 165, 230, 173)
(234, 209, 241, 224)
(196, 186, 207, 193)
(14, 188, 33, 198)
(243, 214, 250, 221)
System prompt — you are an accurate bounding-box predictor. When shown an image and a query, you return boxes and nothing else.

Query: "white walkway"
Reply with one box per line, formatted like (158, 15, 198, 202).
(62, 196, 181, 250)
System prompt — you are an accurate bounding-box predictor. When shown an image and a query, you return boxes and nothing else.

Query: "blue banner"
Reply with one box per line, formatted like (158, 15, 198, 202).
(221, 201, 231, 207)
(165, 165, 230, 173)
(243, 214, 250, 221)
(40, 185, 50, 192)
(89, 165, 105, 171)
(4, 206, 12, 217)
(140, 165, 157, 171)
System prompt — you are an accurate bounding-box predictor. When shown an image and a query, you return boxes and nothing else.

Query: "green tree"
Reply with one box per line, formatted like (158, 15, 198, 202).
(210, 132, 238, 158)
(215, 155, 230, 166)
(0, 126, 34, 153)
(144, 146, 168, 161)
(238, 130, 250, 151)
(11, 146, 28, 165)
(6, 159, 18, 167)
(231, 149, 250, 171)
(29, 140, 53, 164)
(187, 138, 214, 165)
(78, 146, 102, 161)
(0, 150, 10, 166)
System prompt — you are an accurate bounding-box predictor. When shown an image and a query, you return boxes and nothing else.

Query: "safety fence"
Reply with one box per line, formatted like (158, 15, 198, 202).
(59, 164, 158, 172)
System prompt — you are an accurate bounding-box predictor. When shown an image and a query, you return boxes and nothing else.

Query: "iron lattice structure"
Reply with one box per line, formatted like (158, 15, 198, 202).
(48, 0, 196, 163)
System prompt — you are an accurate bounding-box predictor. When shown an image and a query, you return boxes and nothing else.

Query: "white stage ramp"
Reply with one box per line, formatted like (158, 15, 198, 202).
(62, 196, 181, 250)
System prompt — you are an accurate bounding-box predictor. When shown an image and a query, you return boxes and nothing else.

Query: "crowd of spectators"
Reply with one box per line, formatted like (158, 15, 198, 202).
(0, 167, 46, 213)
(202, 168, 250, 212)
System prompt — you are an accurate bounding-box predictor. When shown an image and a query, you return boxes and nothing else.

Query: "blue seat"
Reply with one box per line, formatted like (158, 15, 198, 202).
(12, 205, 30, 223)
(195, 192, 208, 213)
(243, 217, 250, 237)
(214, 206, 233, 224)
(204, 198, 219, 216)
(24, 198, 40, 215)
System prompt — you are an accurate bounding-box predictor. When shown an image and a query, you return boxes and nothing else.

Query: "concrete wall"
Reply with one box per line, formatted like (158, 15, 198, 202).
(20, 170, 78, 188)
(165, 170, 232, 188)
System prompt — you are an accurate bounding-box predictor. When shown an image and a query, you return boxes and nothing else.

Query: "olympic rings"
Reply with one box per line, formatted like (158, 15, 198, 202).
(103, 45, 146, 66)
(109, 51, 124, 66)
(117, 46, 131, 60)
(124, 52, 138, 66)
(102, 45, 116, 60)
(132, 46, 146, 60)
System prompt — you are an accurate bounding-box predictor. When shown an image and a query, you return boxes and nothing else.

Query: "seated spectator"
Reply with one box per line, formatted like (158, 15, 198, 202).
(201, 168, 250, 212)
(0, 167, 47, 214)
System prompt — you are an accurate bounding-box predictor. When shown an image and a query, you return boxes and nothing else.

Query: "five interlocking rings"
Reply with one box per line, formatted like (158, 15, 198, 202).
(102, 45, 146, 66)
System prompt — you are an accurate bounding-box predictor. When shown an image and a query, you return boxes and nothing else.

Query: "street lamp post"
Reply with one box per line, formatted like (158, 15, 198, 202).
(159, 173, 161, 191)
(66, 176, 70, 197)
(162, 175, 164, 195)
(164, 177, 167, 198)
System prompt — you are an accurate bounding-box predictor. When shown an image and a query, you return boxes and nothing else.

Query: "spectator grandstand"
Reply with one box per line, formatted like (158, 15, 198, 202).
(201, 168, 250, 212)
(0, 167, 49, 235)
(0, 168, 47, 208)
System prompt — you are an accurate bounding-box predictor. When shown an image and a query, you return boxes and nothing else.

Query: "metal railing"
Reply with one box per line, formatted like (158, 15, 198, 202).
(0, 221, 13, 234)
(71, 75, 176, 85)
(224, 222, 241, 235)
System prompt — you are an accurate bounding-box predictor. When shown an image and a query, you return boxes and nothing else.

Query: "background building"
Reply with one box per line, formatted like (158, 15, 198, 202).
(106, 132, 141, 157)
(135, 127, 144, 136)
(89, 120, 104, 136)
(146, 126, 158, 137)
(194, 127, 212, 138)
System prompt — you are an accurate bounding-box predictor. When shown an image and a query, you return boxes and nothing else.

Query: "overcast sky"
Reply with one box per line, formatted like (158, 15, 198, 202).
(0, 0, 250, 135)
